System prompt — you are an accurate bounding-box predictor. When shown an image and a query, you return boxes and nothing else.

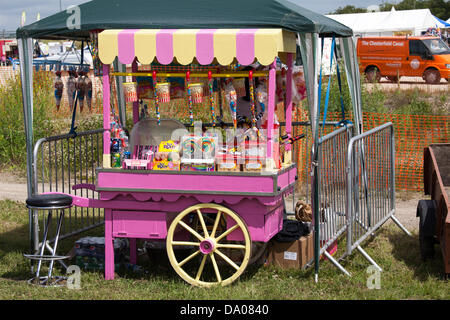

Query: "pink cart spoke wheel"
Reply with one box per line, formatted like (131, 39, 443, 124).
(166, 204, 252, 287)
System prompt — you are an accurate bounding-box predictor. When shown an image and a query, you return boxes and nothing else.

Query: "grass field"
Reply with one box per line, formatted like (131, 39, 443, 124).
(0, 199, 448, 300)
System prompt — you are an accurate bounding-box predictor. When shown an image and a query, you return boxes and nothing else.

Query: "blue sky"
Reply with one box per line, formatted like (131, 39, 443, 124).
(0, 0, 388, 31)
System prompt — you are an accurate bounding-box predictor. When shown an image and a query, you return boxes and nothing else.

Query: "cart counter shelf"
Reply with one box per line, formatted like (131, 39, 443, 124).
(96, 164, 297, 196)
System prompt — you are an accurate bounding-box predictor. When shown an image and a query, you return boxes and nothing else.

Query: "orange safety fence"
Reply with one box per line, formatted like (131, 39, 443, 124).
(291, 109, 449, 192)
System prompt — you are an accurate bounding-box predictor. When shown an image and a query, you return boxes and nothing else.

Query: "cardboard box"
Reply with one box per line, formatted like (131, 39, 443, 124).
(266, 233, 313, 269)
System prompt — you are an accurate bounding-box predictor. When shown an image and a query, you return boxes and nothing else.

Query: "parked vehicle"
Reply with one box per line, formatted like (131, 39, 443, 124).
(417, 143, 450, 275)
(356, 36, 450, 84)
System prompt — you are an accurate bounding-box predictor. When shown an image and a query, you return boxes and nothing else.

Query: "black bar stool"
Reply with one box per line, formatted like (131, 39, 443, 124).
(24, 194, 73, 286)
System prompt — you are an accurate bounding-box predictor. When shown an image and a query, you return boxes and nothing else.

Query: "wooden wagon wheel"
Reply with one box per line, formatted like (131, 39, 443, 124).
(166, 203, 251, 287)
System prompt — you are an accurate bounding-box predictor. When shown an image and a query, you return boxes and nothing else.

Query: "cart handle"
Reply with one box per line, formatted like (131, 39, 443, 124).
(281, 134, 306, 145)
(72, 183, 97, 192)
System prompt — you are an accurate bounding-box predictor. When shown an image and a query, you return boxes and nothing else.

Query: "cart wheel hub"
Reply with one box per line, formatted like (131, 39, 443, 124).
(199, 239, 215, 254)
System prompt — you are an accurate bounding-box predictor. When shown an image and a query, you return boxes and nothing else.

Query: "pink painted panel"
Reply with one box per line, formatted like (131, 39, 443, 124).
(156, 30, 175, 65)
(97, 171, 275, 194)
(226, 204, 284, 242)
(118, 29, 138, 64)
(104, 209, 114, 280)
(277, 167, 297, 191)
(277, 169, 290, 191)
(112, 210, 167, 239)
(196, 29, 216, 65)
(236, 29, 257, 66)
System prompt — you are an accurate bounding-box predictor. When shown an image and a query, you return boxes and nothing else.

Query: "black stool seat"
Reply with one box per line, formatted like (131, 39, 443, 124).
(26, 194, 73, 209)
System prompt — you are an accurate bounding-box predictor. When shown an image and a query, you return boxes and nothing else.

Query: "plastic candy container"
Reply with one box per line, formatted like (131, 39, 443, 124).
(224, 81, 238, 128)
(156, 82, 171, 103)
(292, 66, 307, 102)
(256, 82, 268, 112)
(188, 83, 203, 103)
(123, 82, 138, 102)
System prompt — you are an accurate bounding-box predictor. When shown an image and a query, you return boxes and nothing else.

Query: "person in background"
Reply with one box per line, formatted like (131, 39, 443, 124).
(77, 70, 87, 112)
(54, 71, 64, 111)
(84, 71, 93, 112)
(66, 70, 77, 111)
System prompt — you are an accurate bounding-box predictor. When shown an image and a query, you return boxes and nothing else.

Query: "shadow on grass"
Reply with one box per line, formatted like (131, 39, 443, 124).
(385, 227, 446, 281)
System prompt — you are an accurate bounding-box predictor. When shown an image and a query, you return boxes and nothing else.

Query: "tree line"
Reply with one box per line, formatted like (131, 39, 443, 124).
(330, 0, 449, 20)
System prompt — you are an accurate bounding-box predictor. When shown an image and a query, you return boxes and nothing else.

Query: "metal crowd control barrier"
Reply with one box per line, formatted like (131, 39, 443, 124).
(316, 124, 353, 276)
(31, 129, 105, 254)
(344, 122, 411, 272)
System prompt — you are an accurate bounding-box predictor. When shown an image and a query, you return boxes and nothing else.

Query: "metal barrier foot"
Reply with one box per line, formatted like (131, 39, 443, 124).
(390, 215, 412, 237)
(323, 251, 351, 276)
(356, 245, 382, 272)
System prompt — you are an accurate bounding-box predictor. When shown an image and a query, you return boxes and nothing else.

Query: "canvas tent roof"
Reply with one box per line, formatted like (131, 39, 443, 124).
(16, 0, 352, 40)
(326, 9, 446, 36)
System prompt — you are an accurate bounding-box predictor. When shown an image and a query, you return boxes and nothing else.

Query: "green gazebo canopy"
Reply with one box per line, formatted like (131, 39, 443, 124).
(16, 0, 352, 39)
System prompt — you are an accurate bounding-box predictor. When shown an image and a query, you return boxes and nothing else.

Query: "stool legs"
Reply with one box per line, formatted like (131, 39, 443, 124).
(25, 209, 68, 286)
(47, 210, 64, 281)
(35, 211, 53, 281)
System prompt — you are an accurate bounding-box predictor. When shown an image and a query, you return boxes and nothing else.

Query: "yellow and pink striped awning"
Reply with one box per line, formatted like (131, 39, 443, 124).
(98, 29, 296, 66)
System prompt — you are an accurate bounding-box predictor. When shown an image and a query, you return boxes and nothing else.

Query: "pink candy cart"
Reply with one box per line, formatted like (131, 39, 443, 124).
(51, 28, 301, 287)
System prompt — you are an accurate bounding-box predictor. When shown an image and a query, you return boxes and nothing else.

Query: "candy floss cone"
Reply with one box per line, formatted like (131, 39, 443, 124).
(123, 82, 138, 103)
(188, 83, 203, 104)
(156, 82, 171, 103)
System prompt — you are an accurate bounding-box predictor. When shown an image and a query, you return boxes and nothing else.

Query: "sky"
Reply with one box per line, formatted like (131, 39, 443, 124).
(0, 0, 389, 31)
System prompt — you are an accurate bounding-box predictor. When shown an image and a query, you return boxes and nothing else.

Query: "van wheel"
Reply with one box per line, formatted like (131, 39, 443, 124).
(423, 69, 441, 84)
(386, 76, 399, 83)
(365, 67, 381, 83)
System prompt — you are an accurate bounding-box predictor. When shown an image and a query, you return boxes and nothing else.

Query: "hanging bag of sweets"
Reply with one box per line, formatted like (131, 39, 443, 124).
(224, 81, 237, 129)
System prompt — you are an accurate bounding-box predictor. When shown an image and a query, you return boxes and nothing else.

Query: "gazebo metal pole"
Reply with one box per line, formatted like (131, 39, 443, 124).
(299, 32, 321, 282)
(18, 37, 37, 258)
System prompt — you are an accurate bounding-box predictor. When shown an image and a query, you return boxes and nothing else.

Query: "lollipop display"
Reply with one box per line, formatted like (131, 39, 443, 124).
(208, 71, 216, 127)
(186, 71, 194, 125)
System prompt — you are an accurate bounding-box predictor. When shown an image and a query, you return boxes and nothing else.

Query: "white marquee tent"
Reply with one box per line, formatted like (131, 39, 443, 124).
(326, 8, 449, 37)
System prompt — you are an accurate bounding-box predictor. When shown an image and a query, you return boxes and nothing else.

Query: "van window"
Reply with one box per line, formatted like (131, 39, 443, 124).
(422, 38, 450, 55)
(409, 40, 428, 56)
